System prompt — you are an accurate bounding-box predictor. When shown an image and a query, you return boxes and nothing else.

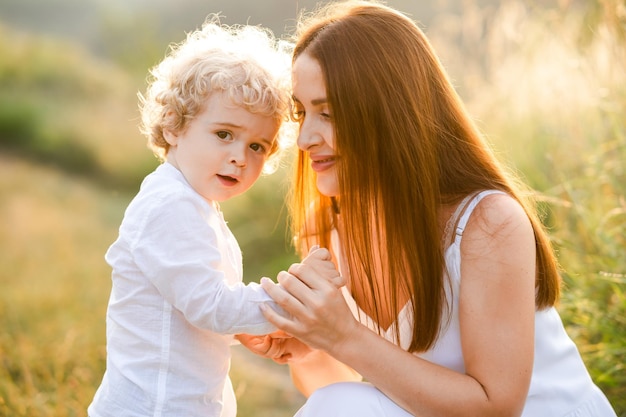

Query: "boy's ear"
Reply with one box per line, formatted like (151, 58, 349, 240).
(163, 128, 179, 146)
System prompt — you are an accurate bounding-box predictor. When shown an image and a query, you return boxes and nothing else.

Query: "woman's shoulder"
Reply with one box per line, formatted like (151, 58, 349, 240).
(462, 191, 533, 252)
(470, 191, 527, 224)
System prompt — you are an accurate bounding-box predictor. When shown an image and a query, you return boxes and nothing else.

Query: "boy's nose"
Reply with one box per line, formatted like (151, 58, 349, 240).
(230, 156, 246, 167)
(230, 147, 247, 167)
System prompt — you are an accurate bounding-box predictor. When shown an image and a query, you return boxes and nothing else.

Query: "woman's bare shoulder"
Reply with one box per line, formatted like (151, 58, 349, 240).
(462, 193, 534, 254)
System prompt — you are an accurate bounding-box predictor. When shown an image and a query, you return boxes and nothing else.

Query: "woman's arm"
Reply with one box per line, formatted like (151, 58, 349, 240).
(261, 194, 536, 416)
(237, 331, 361, 396)
(289, 348, 362, 397)
(238, 246, 356, 396)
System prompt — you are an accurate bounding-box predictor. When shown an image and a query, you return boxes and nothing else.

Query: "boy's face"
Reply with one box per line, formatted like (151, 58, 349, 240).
(164, 91, 279, 202)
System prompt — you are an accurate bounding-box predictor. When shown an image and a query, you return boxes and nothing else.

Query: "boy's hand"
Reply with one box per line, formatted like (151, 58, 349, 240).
(236, 331, 313, 364)
(292, 246, 345, 288)
(236, 331, 289, 359)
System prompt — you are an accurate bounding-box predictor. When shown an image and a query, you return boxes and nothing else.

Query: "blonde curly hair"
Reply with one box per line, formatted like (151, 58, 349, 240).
(139, 16, 293, 173)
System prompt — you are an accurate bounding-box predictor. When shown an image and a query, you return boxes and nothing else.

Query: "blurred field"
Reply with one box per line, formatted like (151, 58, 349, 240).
(0, 0, 625, 416)
(0, 156, 304, 417)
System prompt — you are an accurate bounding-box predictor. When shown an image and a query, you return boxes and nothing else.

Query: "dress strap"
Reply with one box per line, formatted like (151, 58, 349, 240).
(443, 193, 474, 246)
(452, 190, 507, 245)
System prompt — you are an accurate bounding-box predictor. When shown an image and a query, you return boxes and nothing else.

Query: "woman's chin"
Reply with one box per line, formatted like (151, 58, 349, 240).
(316, 179, 339, 198)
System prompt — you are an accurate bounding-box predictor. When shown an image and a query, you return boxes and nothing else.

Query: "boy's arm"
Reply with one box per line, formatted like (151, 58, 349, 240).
(132, 195, 342, 336)
(131, 194, 281, 335)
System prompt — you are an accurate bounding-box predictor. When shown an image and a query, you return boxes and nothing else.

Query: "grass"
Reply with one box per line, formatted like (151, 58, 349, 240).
(0, 156, 116, 416)
(0, 156, 304, 417)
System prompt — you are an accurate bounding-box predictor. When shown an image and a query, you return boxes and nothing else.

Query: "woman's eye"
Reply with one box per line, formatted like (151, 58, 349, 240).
(291, 108, 305, 122)
(216, 131, 232, 141)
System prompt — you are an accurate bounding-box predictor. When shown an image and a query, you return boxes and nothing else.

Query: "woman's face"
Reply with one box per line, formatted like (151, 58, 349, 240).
(292, 53, 339, 197)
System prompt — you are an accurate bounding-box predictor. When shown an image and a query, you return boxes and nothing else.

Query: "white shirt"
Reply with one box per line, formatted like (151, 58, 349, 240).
(89, 162, 278, 417)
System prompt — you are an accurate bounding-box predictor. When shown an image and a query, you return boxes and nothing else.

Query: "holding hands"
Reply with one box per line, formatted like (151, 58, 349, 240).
(236, 330, 304, 364)
(238, 246, 357, 362)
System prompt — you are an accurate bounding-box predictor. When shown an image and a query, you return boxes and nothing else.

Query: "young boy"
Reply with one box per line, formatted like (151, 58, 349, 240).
(88, 19, 297, 417)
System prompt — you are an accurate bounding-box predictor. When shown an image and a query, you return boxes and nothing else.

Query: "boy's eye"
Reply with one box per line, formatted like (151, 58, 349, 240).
(216, 131, 232, 141)
(250, 143, 267, 154)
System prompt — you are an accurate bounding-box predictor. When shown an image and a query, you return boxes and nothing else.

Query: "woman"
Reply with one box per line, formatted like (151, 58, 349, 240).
(241, 1, 617, 415)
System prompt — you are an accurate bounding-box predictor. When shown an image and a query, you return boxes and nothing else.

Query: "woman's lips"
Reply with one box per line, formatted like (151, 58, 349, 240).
(310, 156, 336, 172)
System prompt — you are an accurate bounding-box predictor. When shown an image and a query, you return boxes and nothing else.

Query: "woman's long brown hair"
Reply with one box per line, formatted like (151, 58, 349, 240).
(289, 0, 561, 352)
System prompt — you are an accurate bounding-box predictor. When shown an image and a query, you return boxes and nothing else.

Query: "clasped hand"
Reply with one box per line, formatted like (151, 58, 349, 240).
(237, 247, 358, 362)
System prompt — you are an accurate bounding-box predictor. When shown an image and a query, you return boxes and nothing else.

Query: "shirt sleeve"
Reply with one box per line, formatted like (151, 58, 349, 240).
(131, 190, 281, 335)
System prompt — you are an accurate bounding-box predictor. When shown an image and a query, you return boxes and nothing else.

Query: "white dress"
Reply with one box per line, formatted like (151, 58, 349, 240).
(295, 190, 616, 417)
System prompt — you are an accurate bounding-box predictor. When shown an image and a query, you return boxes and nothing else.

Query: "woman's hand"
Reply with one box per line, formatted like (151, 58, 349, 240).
(259, 247, 360, 354)
(239, 247, 346, 362)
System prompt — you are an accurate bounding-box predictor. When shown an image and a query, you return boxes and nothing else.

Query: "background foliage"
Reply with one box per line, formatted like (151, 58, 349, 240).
(0, 0, 624, 416)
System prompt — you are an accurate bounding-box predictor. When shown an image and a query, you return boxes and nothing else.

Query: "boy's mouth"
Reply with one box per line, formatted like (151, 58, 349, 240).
(217, 174, 239, 185)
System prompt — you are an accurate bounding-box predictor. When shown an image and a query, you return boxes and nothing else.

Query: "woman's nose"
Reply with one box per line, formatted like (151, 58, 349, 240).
(297, 122, 323, 151)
